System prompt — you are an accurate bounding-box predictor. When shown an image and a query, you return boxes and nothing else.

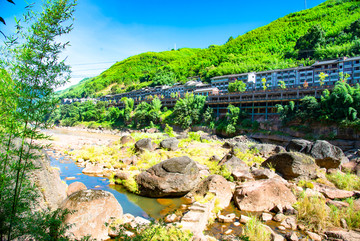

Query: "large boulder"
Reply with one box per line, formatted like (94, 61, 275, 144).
(136, 156, 200, 197)
(135, 138, 153, 152)
(185, 175, 233, 209)
(233, 178, 296, 212)
(286, 139, 313, 153)
(160, 137, 179, 151)
(261, 152, 318, 180)
(61, 189, 123, 240)
(231, 142, 249, 154)
(310, 140, 349, 169)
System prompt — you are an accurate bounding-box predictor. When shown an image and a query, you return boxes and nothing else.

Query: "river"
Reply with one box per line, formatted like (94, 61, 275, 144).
(45, 128, 183, 220)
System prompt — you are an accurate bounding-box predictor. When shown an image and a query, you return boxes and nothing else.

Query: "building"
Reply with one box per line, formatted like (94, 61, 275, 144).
(211, 72, 256, 93)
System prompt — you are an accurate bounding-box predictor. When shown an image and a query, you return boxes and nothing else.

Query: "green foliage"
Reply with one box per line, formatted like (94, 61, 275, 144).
(60, 0, 360, 98)
(173, 93, 206, 128)
(279, 74, 360, 127)
(164, 124, 175, 137)
(295, 25, 326, 59)
(228, 80, 246, 92)
(133, 97, 162, 128)
(114, 221, 193, 241)
(0, 0, 76, 239)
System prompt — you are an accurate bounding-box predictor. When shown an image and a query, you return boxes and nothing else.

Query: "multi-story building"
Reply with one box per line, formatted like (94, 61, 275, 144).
(211, 72, 255, 93)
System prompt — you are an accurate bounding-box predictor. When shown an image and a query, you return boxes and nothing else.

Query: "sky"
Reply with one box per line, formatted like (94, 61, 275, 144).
(1, 0, 326, 90)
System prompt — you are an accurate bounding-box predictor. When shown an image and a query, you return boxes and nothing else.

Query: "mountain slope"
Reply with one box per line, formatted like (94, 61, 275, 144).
(61, 0, 360, 98)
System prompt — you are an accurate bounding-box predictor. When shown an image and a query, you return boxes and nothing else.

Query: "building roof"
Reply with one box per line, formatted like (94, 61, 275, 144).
(194, 87, 219, 93)
(210, 72, 255, 80)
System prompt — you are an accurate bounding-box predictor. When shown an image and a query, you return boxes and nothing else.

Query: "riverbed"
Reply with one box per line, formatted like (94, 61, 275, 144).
(44, 128, 183, 219)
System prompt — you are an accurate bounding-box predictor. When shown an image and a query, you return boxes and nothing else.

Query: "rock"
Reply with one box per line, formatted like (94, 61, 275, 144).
(82, 165, 103, 175)
(305, 231, 322, 241)
(310, 140, 349, 169)
(231, 142, 249, 154)
(164, 214, 178, 223)
(122, 156, 137, 165)
(283, 204, 297, 216)
(240, 215, 251, 224)
(120, 135, 134, 145)
(210, 155, 221, 162)
(222, 155, 249, 173)
(61, 189, 123, 240)
(160, 137, 179, 151)
(280, 216, 297, 230)
(218, 213, 236, 223)
(326, 200, 350, 209)
(354, 198, 360, 211)
(136, 156, 200, 197)
(250, 143, 285, 157)
(66, 182, 87, 196)
(135, 138, 153, 152)
(222, 141, 234, 149)
(261, 152, 318, 180)
(31, 155, 67, 211)
(261, 213, 273, 222)
(285, 231, 298, 241)
(146, 128, 158, 134)
(286, 139, 313, 153)
(313, 183, 354, 199)
(232, 170, 254, 182)
(233, 179, 296, 212)
(324, 228, 360, 241)
(341, 218, 348, 229)
(114, 171, 130, 182)
(251, 168, 278, 180)
(185, 175, 233, 209)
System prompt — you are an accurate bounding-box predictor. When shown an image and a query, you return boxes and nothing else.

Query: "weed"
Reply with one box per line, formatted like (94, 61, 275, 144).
(298, 180, 314, 189)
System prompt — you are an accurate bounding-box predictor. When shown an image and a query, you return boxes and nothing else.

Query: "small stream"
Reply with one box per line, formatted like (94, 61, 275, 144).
(49, 151, 183, 220)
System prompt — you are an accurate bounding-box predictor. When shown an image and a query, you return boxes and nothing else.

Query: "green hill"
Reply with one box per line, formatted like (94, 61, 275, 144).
(61, 0, 360, 98)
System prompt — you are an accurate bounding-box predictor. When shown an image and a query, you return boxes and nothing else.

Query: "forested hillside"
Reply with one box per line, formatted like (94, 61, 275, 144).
(61, 0, 360, 98)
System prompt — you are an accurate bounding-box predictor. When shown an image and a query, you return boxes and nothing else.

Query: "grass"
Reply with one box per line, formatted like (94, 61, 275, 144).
(326, 171, 360, 191)
(329, 198, 360, 230)
(234, 150, 265, 166)
(294, 192, 329, 232)
(242, 216, 271, 241)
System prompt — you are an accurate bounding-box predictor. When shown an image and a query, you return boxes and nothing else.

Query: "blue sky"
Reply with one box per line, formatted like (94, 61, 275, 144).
(2, 0, 326, 90)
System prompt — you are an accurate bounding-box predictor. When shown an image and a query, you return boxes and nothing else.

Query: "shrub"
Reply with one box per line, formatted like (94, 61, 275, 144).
(164, 124, 175, 137)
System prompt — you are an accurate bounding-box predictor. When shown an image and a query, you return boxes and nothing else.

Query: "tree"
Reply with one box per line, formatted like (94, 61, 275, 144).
(319, 72, 328, 86)
(295, 25, 326, 59)
(0, 0, 15, 37)
(0, 0, 76, 239)
(173, 93, 206, 128)
(121, 97, 134, 122)
(261, 78, 268, 90)
(228, 80, 246, 93)
(278, 80, 286, 89)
